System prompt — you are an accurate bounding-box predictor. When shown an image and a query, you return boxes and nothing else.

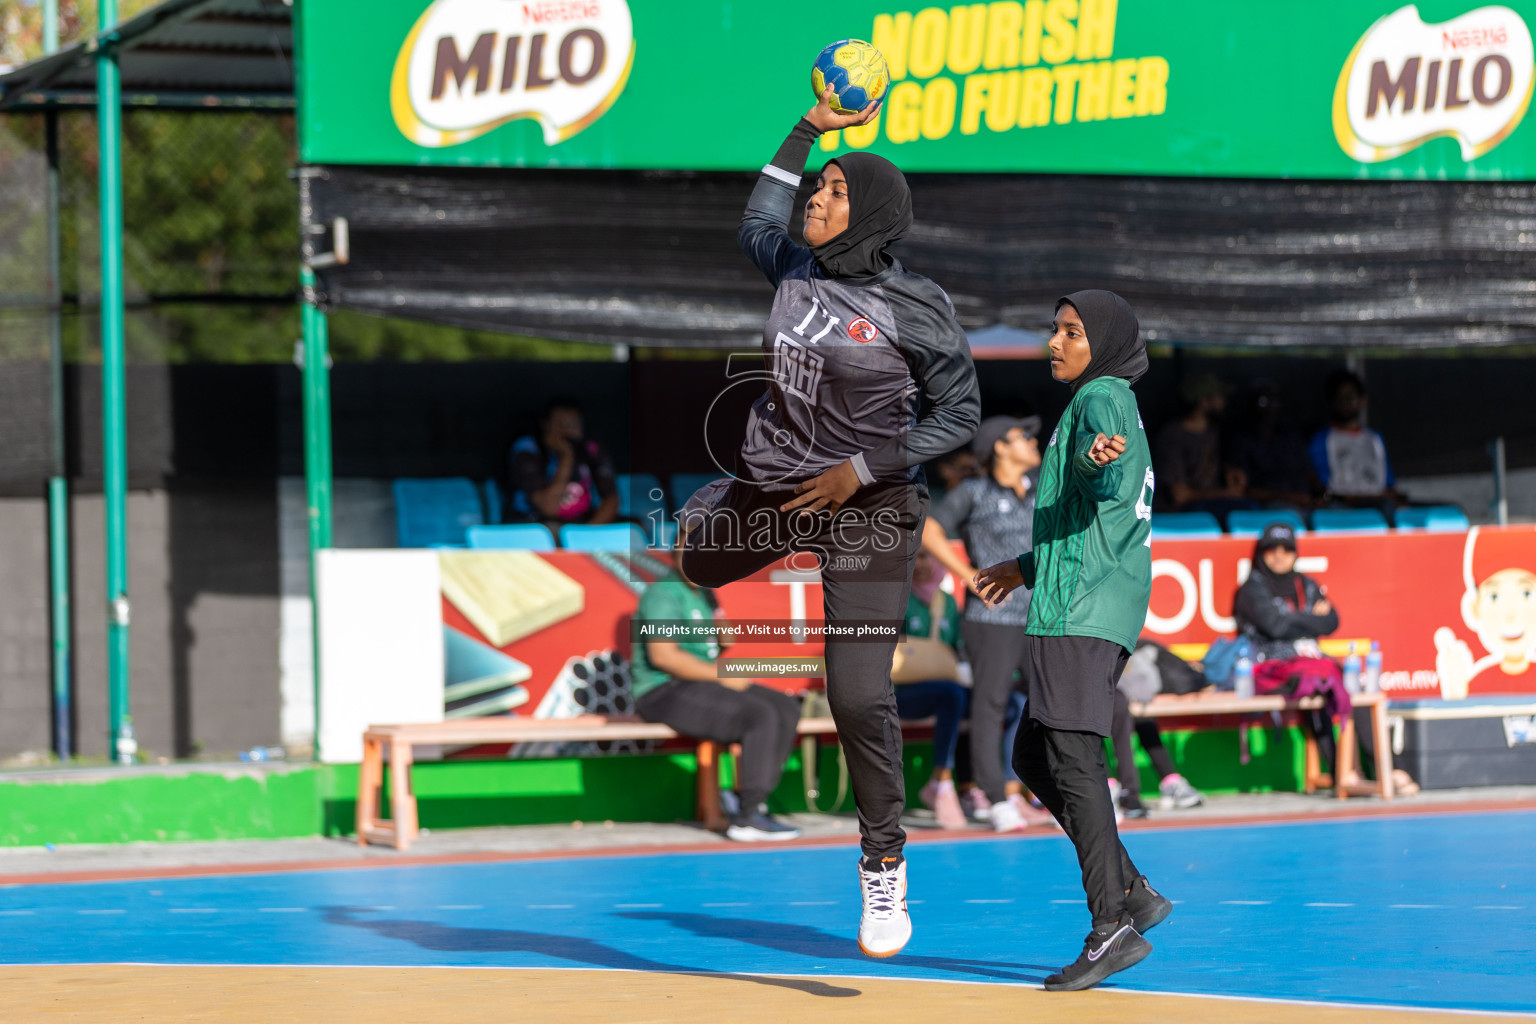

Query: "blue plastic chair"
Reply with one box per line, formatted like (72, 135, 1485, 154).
(669, 472, 728, 514)
(466, 523, 557, 551)
(1227, 509, 1308, 538)
(1394, 505, 1470, 532)
(480, 479, 503, 526)
(617, 472, 668, 523)
(1150, 511, 1223, 539)
(1311, 508, 1389, 534)
(392, 478, 485, 548)
(559, 523, 648, 552)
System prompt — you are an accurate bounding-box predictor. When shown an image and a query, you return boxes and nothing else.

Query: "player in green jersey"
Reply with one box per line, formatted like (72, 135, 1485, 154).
(973, 290, 1171, 992)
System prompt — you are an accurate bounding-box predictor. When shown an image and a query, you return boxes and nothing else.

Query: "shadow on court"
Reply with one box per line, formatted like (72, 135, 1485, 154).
(318, 906, 860, 998)
(615, 911, 1053, 984)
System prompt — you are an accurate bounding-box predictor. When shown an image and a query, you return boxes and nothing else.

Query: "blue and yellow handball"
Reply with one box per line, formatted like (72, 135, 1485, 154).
(811, 39, 889, 114)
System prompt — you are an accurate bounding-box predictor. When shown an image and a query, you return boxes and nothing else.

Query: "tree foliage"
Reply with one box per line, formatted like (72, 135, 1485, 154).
(0, 1, 614, 363)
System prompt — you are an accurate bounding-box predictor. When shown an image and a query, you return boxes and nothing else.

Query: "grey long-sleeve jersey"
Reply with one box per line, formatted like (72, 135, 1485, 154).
(734, 129, 980, 493)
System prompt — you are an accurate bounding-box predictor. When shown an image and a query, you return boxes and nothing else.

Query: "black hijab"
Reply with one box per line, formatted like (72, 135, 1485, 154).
(1250, 533, 1303, 604)
(810, 154, 913, 278)
(1056, 289, 1148, 392)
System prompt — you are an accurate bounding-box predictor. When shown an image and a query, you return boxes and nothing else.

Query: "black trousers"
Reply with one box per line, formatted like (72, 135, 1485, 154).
(1109, 688, 1179, 801)
(635, 679, 801, 811)
(961, 619, 1029, 803)
(1014, 717, 1141, 926)
(1014, 635, 1138, 927)
(680, 478, 924, 858)
(1297, 706, 1376, 777)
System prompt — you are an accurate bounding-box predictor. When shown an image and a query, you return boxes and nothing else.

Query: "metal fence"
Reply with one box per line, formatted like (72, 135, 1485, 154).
(0, 108, 298, 369)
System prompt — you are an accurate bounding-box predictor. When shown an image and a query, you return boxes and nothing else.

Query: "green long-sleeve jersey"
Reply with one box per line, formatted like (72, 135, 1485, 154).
(1017, 377, 1153, 652)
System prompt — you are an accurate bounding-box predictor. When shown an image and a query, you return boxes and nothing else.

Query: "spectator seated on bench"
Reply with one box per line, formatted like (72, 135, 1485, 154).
(1235, 521, 1358, 787)
(893, 549, 971, 830)
(1110, 641, 1208, 818)
(630, 562, 802, 842)
(509, 396, 619, 527)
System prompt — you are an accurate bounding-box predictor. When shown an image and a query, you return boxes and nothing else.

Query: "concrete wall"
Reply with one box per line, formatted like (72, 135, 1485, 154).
(0, 482, 280, 761)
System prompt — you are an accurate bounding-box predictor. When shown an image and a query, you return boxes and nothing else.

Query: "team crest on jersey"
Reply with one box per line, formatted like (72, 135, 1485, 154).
(847, 317, 879, 343)
(773, 333, 825, 404)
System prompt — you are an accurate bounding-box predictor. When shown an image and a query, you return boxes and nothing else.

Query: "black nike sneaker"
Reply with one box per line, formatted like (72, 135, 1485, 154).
(1125, 875, 1173, 932)
(1043, 917, 1152, 992)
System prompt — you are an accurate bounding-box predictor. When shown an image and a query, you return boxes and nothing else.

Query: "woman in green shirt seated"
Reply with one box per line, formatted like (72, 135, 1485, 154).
(631, 569, 803, 842)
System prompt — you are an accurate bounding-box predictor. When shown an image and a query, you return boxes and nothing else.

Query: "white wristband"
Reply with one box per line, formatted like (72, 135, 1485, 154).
(849, 452, 877, 486)
(761, 164, 802, 187)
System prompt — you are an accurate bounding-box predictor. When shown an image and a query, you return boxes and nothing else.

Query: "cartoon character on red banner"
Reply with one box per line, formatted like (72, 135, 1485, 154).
(1434, 527, 1536, 698)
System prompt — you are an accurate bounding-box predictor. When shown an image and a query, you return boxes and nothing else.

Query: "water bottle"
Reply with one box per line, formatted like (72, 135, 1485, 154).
(1234, 653, 1254, 699)
(1343, 642, 1362, 695)
(114, 717, 138, 765)
(1363, 641, 1383, 694)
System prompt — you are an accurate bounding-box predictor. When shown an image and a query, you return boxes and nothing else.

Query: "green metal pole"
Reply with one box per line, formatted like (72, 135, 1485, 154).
(97, 0, 133, 764)
(294, 3, 334, 762)
(300, 266, 333, 760)
(44, 1, 72, 761)
(43, 0, 58, 52)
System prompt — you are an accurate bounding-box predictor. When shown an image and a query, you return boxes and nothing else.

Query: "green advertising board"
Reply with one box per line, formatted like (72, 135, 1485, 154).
(299, 0, 1536, 179)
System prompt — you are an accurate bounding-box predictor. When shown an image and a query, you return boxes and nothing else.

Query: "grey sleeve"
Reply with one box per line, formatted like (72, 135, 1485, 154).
(857, 281, 982, 480)
(930, 480, 975, 537)
(737, 120, 820, 288)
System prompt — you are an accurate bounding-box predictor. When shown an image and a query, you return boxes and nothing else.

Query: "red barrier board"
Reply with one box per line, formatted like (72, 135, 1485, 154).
(442, 554, 828, 720)
(442, 526, 1536, 718)
(1142, 526, 1536, 699)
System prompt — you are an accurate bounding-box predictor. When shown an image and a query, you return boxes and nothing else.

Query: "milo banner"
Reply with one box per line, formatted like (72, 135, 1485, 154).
(300, 0, 1536, 178)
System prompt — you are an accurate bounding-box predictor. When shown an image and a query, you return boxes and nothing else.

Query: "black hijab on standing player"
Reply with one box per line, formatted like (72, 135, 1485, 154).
(1056, 289, 1148, 391)
(809, 153, 913, 278)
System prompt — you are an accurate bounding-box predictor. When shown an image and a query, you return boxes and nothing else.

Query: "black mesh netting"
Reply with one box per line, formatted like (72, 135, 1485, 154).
(310, 165, 1536, 350)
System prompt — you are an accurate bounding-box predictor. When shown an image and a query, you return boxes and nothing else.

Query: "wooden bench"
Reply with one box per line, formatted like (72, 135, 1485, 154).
(357, 692, 1395, 850)
(357, 714, 848, 851)
(1129, 689, 1394, 800)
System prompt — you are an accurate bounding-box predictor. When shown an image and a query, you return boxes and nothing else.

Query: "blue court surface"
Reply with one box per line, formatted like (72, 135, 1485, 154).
(2, 810, 1533, 1016)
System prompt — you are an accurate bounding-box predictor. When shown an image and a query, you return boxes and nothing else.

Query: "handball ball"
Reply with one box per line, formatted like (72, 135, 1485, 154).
(812, 39, 889, 115)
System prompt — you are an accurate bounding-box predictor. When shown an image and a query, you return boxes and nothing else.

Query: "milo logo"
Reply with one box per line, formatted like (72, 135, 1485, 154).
(391, 0, 635, 148)
(1333, 4, 1534, 163)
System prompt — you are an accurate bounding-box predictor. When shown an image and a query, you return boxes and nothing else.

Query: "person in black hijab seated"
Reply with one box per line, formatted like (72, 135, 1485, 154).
(676, 85, 980, 959)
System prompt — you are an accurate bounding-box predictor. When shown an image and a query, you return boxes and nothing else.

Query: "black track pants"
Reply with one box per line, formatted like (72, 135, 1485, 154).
(1014, 717, 1141, 927)
(961, 619, 1029, 803)
(636, 679, 801, 810)
(679, 478, 924, 858)
(1109, 688, 1178, 798)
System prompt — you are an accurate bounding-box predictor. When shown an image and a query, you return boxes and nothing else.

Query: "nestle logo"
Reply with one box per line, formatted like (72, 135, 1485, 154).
(1442, 25, 1508, 49)
(522, 1, 601, 24)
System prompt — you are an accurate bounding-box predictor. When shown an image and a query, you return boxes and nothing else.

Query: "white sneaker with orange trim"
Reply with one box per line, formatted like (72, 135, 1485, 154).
(856, 857, 911, 958)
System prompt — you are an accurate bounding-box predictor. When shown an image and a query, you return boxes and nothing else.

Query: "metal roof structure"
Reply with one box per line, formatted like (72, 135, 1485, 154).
(0, 0, 293, 110)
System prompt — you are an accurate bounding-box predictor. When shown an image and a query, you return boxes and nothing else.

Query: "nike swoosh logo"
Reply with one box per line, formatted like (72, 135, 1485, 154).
(1086, 925, 1129, 962)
